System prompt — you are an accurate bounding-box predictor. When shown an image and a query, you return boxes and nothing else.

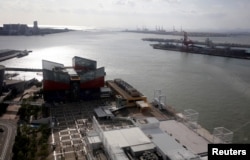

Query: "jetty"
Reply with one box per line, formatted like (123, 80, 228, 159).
(5, 67, 42, 72)
(0, 49, 31, 62)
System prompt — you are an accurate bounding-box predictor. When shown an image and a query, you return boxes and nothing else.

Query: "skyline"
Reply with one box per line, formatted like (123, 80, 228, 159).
(1, 0, 250, 32)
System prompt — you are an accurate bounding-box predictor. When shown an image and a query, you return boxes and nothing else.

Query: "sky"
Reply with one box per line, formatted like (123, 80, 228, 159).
(1, 0, 250, 31)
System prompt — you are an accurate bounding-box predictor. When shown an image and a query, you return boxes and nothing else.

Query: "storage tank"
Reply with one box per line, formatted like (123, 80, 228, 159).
(0, 65, 5, 95)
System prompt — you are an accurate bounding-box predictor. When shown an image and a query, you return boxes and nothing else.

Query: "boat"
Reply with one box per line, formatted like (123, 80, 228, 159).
(149, 32, 250, 60)
(152, 43, 250, 59)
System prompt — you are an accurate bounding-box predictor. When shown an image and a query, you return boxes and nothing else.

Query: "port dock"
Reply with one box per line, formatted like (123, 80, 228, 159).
(0, 49, 31, 62)
(106, 80, 147, 107)
(143, 38, 250, 49)
(5, 67, 42, 72)
(143, 36, 250, 60)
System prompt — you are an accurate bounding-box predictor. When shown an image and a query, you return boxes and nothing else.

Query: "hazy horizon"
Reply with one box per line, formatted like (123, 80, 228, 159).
(1, 0, 250, 32)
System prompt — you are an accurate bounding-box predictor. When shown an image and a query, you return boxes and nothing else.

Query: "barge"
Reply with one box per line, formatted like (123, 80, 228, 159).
(151, 43, 250, 59)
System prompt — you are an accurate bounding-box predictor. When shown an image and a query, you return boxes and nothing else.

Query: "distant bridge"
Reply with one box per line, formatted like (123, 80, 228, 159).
(5, 67, 42, 72)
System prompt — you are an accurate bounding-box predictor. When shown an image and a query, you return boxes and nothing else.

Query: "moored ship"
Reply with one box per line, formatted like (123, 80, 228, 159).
(148, 32, 250, 60)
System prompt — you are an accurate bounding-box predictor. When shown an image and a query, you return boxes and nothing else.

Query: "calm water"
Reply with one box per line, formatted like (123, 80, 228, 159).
(1, 31, 250, 143)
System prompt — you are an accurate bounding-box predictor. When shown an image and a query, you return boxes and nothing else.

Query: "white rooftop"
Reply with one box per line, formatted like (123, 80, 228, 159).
(160, 120, 209, 154)
(130, 143, 155, 153)
(87, 135, 101, 144)
(94, 107, 114, 118)
(142, 127, 199, 160)
(103, 127, 152, 148)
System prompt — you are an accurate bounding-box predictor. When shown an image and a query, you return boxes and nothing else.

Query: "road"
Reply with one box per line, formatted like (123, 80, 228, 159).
(0, 120, 16, 160)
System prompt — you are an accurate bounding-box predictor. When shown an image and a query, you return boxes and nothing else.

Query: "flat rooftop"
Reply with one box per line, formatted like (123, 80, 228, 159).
(142, 127, 198, 160)
(106, 80, 146, 103)
(159, 120, 209, 154)
(103, 127, 152, 148)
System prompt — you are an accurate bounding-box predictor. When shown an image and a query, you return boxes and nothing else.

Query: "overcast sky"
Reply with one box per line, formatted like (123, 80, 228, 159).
(1, 0, 250, 31)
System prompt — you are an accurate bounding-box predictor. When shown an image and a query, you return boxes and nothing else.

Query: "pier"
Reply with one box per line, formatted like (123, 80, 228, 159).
(5, 67, 42, 72)
(0, 49, 31, 62)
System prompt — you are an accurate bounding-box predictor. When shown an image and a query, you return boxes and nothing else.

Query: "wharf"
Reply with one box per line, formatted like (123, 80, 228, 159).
(0, 50, 19, 62)
(160, 120, 210, 155)
(0, 49, 31, 62)
(143, 38, 250, 49)
(106, 80, 147, 107)
(5, 67, 42, 72)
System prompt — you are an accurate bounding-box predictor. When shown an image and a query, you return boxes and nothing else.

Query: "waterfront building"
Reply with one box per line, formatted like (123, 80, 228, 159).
(87, 116, 202, 160)
(0, 20, 71, 35)
(42, 56, 105, 102)
(2, 24, 29, 35)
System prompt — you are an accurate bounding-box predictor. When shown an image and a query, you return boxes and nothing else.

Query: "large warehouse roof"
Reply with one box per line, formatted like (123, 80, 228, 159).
(142, 127, 199, 160)
(160, 120, 209, 154)
(103, 127, 152, 148)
